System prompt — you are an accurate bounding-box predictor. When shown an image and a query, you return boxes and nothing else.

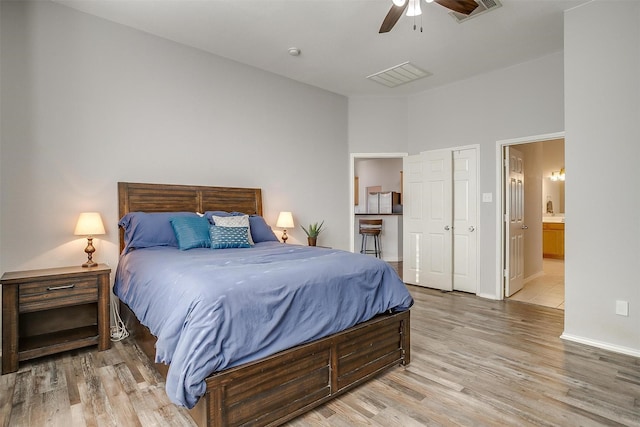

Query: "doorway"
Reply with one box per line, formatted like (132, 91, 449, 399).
(349, 152, 407, 256)
(497, 133, 565, 308)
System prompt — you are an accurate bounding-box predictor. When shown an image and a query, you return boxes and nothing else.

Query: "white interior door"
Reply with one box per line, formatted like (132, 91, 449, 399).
(423, 149, 453, 291)
(403, 148, 478, 293)
(505, 146, 525, 296)
(452, 149, 478, 293)
(402, 154, 424, 285)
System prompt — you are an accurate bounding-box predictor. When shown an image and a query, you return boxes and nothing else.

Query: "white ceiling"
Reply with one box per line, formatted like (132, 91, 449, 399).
(53, 0, 590, 97)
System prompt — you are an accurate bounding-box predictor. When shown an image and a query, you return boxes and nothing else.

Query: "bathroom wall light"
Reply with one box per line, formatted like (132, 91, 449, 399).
(550, 168, 566, 181)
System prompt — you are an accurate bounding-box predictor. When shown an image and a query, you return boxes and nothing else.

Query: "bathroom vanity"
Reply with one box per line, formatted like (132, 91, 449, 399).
(543, 217, 565, 259)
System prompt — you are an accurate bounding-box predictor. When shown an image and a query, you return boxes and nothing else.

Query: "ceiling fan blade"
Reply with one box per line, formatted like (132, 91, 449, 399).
(379, 2, 409, 33)
(434, 0, 478, 15)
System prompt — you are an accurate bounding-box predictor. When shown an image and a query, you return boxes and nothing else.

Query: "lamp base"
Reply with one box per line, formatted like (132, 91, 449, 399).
(282, 229, 288, 244)
(82, 236, 97, 268)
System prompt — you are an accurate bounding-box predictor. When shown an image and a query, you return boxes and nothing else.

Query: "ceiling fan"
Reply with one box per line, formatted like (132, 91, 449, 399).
(379, 0, 479, 33)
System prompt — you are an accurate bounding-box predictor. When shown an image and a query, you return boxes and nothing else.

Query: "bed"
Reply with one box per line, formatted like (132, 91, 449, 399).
(115, 182, 412, 427)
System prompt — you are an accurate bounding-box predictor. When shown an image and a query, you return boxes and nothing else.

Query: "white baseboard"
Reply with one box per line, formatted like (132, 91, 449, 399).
(560, 333, 640, 358)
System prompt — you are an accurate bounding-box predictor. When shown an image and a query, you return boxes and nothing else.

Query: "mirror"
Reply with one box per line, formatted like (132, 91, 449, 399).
(543, 179, 565, 214)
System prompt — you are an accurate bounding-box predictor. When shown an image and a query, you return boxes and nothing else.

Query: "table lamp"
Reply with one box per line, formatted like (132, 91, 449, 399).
(276, 211, 294, 243)
(74, 212, 106, 267)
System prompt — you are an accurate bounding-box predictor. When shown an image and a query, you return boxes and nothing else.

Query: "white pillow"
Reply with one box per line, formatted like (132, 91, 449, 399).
(211, 215, 254, 245)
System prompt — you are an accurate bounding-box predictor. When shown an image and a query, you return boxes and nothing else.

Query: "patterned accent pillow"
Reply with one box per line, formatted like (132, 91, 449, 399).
(210, 226, 251, 249)
(170, 216, 211, 250)
(211, 215, 254, 245)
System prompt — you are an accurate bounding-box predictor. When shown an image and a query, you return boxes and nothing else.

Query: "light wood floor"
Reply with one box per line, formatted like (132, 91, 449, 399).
(2, 286, 639, 426)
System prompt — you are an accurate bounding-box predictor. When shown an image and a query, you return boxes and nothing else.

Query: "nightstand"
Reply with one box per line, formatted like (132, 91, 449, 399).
(1, 264, 111, 374)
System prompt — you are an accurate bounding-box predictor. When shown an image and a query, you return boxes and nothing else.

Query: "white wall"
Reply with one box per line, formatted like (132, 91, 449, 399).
(563, 1, 640, 355)
(406, 52, 565, 298)
(0, 0, 349, 275)
(348, 96, 408, 153)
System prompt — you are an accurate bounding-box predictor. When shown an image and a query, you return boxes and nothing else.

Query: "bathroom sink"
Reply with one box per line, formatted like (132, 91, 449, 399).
(543, 216, 565, 223)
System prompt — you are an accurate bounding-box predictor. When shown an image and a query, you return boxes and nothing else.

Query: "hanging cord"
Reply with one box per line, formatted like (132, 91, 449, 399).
(110, 294, 130, 341)
(412, 3, 423, 32)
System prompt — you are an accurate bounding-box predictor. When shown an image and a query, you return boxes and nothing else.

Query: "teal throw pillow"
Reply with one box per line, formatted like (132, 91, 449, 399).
(170, 216, 211, 250)
(210, 225, 251, 249)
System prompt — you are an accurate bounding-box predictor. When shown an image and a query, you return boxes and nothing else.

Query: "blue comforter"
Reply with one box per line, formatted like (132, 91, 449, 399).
(114, 242, 413, 408)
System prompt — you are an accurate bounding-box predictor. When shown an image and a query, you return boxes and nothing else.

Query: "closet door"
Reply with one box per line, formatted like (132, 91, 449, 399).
(402, 154, 425, 286)
(452, 149, 478, 293)
(423, 149, 453, 291)
(403, 148, 478, 294)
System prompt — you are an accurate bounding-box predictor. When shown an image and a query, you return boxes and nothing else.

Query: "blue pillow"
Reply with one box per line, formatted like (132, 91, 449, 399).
(170, 216, 211, 250)
(210, 225, 251, 249)
(249, 215, 279, 243)
(119, 212, 198, 253)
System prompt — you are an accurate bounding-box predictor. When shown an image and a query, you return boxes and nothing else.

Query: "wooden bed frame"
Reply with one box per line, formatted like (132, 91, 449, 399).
(117, 182, 411, 427)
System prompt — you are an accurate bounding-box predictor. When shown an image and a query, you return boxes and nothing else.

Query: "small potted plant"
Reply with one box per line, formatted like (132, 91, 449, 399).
(301, 221, 324, 246)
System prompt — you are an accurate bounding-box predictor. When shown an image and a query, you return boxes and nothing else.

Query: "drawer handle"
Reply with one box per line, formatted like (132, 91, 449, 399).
(47, 284, 75, 291)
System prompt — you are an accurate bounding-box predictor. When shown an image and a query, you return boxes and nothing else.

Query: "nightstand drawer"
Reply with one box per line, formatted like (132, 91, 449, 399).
(19, 277, 98, 312)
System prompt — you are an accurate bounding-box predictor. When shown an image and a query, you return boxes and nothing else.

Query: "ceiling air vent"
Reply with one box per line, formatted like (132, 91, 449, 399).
(367, 62, 432, 88)
(449, 0, 502, 23)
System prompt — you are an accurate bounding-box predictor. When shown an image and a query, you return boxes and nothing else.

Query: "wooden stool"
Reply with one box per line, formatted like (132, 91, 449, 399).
(359, 219, 382, 258)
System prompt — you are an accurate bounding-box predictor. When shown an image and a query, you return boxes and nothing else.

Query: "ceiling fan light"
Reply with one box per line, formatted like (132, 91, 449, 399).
(425, 0, 434, 2)
(392, 0, 406, 6)
(406, 0, 422, 16)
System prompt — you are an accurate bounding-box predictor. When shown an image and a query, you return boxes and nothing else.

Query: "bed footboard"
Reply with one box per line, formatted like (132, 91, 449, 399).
(201, 310, 410, 427)
(120, 301, 410, 427)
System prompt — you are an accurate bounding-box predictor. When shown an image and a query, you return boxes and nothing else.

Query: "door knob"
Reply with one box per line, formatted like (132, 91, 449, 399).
(444, 226, 450, 231)
(469, 226, 475, 232)
(521, 225, 529, 230)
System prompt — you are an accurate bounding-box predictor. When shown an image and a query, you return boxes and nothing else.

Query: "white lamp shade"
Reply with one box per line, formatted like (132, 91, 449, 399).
(276, 211, 294, 229)
(74, 212, 105, 236)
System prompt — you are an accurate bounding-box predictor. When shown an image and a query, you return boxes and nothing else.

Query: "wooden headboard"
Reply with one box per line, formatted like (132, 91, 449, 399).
(118, 182, 263, 252)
